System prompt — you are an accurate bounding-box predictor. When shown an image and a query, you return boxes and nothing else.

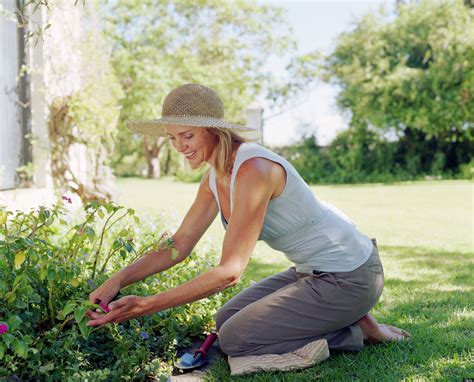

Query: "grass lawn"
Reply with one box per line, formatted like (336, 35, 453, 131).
(116, 178, 473, 381)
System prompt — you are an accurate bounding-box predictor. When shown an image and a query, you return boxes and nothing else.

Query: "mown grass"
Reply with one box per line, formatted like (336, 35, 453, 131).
(116, 178, 473, 381)
(204, 246, 473, 381)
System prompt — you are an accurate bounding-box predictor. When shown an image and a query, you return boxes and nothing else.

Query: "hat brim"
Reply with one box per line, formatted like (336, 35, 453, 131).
(127, 115, 257, 138)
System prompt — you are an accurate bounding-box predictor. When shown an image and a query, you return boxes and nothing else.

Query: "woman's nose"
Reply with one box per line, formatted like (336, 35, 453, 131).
(176, 140, 187, 153)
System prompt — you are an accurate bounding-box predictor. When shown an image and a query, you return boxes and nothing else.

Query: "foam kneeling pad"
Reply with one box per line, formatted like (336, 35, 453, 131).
(227, 339, 330, 376)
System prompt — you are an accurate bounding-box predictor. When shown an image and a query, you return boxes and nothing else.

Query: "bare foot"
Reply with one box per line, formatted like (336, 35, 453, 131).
(358, 313, 410, 343)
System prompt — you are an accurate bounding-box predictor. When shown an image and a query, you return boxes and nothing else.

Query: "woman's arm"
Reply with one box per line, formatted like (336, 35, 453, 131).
(114, 171, 219, 288)
(87, 159, 279, 325)
(87, 171, 218, 308)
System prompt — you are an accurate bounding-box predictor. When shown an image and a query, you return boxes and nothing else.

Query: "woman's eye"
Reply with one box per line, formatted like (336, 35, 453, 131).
(184, 135, 193, 139)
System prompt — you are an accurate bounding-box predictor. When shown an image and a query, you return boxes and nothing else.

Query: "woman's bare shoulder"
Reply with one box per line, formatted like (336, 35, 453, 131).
(235, 157, 284, 194)
(241, 156, 285, 177)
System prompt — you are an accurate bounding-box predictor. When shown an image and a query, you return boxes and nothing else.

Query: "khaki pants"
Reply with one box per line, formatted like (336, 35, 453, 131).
(216, 240, 384, 357)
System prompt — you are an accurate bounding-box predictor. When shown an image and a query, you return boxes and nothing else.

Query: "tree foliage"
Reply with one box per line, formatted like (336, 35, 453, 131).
(103, 0, 296, 177)
(324, 0, 473, 139)
(277, 0, 473, 182)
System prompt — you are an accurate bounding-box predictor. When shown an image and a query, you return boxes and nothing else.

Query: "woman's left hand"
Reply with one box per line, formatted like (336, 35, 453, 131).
(86, 295, 152, 327)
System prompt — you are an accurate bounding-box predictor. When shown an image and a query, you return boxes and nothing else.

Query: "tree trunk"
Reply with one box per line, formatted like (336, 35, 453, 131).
(164, 144, 172, 175)
(143, 137, 166, 179)
(147, 157, 161, 178)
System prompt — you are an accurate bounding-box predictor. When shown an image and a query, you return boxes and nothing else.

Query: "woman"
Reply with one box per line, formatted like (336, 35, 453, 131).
(86, 84, 409, 375)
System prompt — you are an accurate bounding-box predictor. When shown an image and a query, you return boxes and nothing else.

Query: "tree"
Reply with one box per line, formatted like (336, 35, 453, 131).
(103, 0, 296, 178)
(324, 0, 473, 139)
(288, 0, 473, 175)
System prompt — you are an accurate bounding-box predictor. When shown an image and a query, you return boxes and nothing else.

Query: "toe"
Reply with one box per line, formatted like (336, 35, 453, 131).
(384, 324, 411, 341)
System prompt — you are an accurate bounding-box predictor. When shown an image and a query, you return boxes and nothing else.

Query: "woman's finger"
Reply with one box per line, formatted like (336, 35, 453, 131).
(86, 310, 104, 319)
(109, 297, 128, 311)
(87, 304, 129, 326)
(87, 312, 115, 327)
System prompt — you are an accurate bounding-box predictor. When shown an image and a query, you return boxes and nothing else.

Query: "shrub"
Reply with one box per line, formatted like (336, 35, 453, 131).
(0, 200, 235, 380)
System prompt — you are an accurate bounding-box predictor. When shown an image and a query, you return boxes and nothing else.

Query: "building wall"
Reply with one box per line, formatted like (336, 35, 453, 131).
(0, 1, 89, 211)
(0, 0, 22, 190)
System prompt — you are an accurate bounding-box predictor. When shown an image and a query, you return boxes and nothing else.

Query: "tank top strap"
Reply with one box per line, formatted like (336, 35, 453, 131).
(209, 167, 229, 227)
(208, 168, 220, 208)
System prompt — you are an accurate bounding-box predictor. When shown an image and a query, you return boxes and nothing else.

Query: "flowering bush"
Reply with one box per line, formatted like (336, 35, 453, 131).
(0, 200, 237, 380)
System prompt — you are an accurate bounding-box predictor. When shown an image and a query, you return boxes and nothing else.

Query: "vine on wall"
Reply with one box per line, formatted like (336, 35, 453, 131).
(47, 21, 123, 202)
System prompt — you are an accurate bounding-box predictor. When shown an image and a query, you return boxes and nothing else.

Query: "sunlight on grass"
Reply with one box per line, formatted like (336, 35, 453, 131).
(116, 178, 473, 253)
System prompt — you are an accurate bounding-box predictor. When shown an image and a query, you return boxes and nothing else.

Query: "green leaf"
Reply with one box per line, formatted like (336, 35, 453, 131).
(63, 301, 77, 317)
(14, 300, 27, 309)
(74, 306, 88, 323)
(124, 242, 133, 253)
(7, 315, 22, 331)
(39, 268, 48, 281)
(2, 334, 14, 348)
(23, 335, 33, 345)
(0, 343, 4, 360)
(113, 238, 123, 249)
(4, 291, 16, 303)
(97, 209, 105, 219)
(78, 319, 92, 339)
(112, 346, 122, 358)
(171, 248, 178, 260)
(12, 338, 27, 358)
(119, 249, 127, 260)
(13, 275, 22, 289)
(39, 362, 55, 373)
(47, 269, 55, 279)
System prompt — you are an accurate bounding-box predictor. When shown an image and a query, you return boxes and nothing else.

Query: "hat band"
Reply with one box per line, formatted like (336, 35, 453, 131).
(157, 115, 257, 131)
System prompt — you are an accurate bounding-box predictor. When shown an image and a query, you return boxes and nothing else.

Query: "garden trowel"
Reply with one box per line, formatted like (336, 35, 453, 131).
(175, 333, 218, 370)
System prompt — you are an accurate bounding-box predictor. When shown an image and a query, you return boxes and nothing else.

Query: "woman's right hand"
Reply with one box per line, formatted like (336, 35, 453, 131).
(87, 278, 121, 317)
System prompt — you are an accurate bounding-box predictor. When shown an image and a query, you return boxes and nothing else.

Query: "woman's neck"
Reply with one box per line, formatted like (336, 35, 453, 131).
(214, 141, 242, 181)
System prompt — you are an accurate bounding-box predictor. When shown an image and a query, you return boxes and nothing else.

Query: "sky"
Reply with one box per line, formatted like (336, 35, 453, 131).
(257, 0, 394, 146)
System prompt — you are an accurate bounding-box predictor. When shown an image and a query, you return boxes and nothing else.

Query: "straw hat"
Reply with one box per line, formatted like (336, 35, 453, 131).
(126, 84, 257, 137)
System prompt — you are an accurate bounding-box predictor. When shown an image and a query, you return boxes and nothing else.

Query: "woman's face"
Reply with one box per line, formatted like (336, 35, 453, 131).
(165, 125, 216, 168)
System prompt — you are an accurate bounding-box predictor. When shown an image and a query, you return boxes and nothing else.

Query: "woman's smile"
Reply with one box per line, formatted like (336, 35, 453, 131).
(184, 150, 197, 160)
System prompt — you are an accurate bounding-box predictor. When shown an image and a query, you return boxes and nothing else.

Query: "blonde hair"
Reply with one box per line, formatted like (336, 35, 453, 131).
(208, 128, 258, 177)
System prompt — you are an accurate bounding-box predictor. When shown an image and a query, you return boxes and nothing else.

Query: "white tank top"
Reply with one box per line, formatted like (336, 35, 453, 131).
(209, 142, 373, 273)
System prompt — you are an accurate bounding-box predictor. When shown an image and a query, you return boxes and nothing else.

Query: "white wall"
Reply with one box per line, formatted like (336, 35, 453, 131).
(0, 1, 89, 211)
(0, 0, 22, 190)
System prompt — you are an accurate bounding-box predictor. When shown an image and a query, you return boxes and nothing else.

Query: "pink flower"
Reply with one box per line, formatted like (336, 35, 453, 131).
(99, 302, 110, 313)
(61, 195, 72, 204)
(0, 323, 8, 334)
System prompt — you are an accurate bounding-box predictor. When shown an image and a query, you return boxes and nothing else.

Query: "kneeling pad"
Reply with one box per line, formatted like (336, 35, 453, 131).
(227, 339, 329, 376)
